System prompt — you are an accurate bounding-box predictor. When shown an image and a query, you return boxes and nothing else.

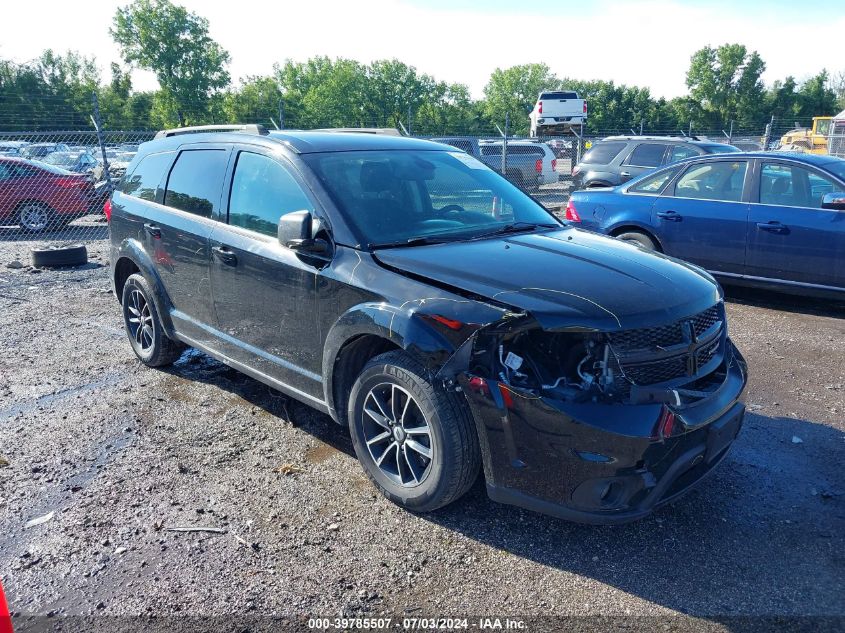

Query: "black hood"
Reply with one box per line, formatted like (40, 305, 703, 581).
(373, 228, 721, 331)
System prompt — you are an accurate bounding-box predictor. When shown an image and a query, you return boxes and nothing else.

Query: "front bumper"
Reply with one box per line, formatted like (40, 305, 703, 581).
(459, 341, 747, 524)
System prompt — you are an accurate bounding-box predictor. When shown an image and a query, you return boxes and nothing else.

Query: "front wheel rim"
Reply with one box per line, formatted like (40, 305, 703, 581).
(20, 205, 47, 231)
(362, 382, 433, 487)
(126, 289, 154, 351)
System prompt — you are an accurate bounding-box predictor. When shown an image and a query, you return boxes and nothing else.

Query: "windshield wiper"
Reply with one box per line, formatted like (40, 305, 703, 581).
(368, 236, 453, 250)
(469, 221, 559, 241)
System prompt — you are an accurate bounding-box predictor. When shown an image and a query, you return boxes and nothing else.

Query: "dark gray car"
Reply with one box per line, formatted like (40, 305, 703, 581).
(572, 136, 739, 189)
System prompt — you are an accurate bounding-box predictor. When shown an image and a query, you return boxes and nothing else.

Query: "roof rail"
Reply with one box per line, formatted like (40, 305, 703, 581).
(154, 124, 269, 139)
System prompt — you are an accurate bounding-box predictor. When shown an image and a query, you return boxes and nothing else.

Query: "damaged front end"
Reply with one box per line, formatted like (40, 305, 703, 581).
(441, 301, 747, 524)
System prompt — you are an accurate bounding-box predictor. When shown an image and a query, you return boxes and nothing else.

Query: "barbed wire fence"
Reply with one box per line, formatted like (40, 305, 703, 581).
(0, 90, 838, 252)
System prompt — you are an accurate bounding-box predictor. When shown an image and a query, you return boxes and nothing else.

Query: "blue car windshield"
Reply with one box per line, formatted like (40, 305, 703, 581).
(303, 150, 559, 247)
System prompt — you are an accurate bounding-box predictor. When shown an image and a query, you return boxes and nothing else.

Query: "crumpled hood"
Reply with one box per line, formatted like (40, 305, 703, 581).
(373, 228, 722, 331)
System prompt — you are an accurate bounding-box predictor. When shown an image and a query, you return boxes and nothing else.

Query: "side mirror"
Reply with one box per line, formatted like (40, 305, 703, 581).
(821, 192, 845, 211)
(278, 210, 329, 254)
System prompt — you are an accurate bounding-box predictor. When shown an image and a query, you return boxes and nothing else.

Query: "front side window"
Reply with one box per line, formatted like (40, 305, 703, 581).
(675, 161, 748, 202)
(120, 151, 175, 202)
(303, 150, 558, 247)
(228, 152, 313, 237)
(624, 144, 668, 168)
(164, 149, 228, 217)
(760, 162, 839, 208)
(629, 167, 681, 194)
(668, 145, 699, 162)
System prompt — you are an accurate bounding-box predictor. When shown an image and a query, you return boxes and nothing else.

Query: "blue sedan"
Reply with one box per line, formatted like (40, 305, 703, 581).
(566, 152, 845, 297)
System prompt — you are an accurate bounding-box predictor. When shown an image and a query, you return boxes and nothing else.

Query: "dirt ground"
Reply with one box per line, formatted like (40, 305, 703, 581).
(0, 232, 843, 632)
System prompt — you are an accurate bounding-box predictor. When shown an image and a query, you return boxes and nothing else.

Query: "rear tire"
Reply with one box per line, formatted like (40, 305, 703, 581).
(616, 230, 657, 250)
(121, 273, 184, 367)
(348, 350, 480, 512)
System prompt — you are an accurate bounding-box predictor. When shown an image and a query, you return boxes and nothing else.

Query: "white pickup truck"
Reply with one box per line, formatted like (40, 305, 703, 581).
(529, 90, 587, 137)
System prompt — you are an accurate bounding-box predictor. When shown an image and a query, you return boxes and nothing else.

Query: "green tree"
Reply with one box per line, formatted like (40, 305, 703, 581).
(482, 63, 560, 134)
(111, 0, 230, 126)
(796, 71, 838, 118)
(686, 43, 766, 128)
(223, 76, 283, 128)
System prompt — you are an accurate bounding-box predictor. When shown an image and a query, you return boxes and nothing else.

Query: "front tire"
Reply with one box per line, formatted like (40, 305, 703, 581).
(348, 350, 480, 512)
(18, 202, 55, 233)
(121, 273, 184, 367)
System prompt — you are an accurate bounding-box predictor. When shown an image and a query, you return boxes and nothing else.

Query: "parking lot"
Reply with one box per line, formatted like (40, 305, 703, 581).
(0, 232, 843, 629)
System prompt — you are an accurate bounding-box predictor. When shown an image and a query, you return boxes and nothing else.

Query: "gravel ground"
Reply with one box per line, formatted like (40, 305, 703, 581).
(0, 233, 843, 632)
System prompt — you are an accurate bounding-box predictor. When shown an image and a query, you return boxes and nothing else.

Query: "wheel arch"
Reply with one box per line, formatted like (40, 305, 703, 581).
(112, 239, 177, 337)
(322, 303, 462, 425)
(608, 223, 664, 252)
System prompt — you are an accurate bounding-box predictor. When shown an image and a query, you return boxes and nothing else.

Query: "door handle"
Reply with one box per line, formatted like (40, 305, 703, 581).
(143, 223, 161, 238)
(620, 171, 632, 178)
(756, 221, 788, 234)
(657, 211, 682, 221)
(212, 245, 238, 266)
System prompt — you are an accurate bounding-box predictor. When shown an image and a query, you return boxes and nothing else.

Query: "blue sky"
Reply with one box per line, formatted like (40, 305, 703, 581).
(4, 0, 843, 99)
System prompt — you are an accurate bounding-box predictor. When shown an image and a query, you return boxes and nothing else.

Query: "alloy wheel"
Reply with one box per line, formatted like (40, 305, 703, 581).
(362, 382, 433, 487)
(126, 289, 154, 351)
(19, 204, 48, 231)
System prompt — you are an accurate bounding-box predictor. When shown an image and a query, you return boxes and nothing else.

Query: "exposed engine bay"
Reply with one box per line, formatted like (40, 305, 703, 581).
(467, 303, 728, 406)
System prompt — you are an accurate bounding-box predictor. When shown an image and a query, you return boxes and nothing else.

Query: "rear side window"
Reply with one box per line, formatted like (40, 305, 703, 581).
(624, 144, 668, 167)
(164, 149, 228, 217)
(629, 167, 681, 194)
(228, 152, 313, 237)
(120, 151, 174, 201)
(580, 142, 627, 165)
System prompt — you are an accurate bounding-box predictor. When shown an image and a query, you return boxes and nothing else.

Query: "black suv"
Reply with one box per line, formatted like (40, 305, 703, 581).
(108, 125, 747, 524)
(572, 136, 740, 189)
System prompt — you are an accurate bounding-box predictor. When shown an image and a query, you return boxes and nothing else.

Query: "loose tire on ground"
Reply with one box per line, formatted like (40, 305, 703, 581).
(121, 273, 185, 367)
(348, 350, 480, 513)
(615, 230, 657, 251)
(30, 243, 88, 268)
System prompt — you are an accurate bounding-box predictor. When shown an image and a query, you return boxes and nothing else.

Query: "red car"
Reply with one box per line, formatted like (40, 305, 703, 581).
(0, 156, 95, 232)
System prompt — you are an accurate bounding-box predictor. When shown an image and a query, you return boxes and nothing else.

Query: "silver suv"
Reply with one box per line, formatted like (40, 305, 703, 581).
(572, 136, 739, 189)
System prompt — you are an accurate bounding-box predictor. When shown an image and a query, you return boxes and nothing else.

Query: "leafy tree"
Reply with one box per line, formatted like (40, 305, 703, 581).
(223, 76, 283, 128)
(111, 0, 230, 125)
(796, 71, 838, 118)
(482, 63, 560, 134)
(686, 44, 766, 128)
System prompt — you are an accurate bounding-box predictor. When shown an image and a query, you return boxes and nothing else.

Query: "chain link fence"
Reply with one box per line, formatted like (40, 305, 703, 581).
(1, 110, 841, 252)
(0, 129, 154, 244)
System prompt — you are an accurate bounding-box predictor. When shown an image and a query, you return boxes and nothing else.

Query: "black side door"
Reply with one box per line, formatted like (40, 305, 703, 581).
(209, 148, 327, 402)
(138, 145, 230, 344)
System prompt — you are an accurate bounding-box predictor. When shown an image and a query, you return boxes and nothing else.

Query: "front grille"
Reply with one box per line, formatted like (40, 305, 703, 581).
(609, 303, 725, 388)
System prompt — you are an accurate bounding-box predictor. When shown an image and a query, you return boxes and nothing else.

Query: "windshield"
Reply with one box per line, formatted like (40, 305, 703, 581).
(44, 153, 78, 167)
(304, 150, 559, 247)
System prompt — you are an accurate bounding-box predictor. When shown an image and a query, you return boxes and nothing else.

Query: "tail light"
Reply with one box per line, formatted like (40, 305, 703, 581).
(651, 406, 676, 441)
(564, 199, 581, 222)
(538, 101, 543, 114)
(103, 198, 112, 222)
(552, 158, 557, 171)
(583, 101, 588, 114)
(55, 177, 87, 189)
(535, 159, 542, 173)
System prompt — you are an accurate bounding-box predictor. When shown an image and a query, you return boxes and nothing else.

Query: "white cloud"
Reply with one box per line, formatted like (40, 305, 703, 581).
(4, 0, 844, 99)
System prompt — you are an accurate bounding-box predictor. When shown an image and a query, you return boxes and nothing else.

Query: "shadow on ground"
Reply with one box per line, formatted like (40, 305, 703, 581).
(159, 345, 844, 620)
